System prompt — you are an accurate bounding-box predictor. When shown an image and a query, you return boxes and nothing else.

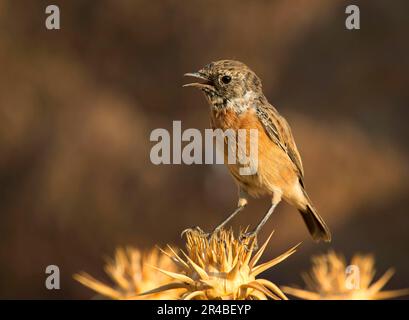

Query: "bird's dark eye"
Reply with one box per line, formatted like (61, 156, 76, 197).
(221, 75, 231, 84)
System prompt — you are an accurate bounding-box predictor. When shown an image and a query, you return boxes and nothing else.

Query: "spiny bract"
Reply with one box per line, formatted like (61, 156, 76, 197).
(141, 229, 300, 300)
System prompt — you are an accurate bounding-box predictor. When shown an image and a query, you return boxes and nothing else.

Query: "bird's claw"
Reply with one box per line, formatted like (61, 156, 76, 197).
(239, 231, 259, 251)
(180, 226, 210, 238)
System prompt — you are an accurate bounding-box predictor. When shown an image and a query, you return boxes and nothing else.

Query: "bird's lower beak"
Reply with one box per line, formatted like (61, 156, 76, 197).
(183, 72, 214, 89)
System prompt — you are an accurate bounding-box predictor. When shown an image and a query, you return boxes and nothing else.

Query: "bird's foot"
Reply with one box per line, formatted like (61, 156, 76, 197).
(180, 226, 210, 239)
(181, 227, 226, 244)
(239, 231, 259, 251)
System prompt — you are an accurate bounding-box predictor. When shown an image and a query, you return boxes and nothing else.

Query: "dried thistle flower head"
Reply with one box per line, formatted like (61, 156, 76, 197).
(282, 250, 409, 300)
(74, 247, 181, 299)
(141, 229, 300, 300)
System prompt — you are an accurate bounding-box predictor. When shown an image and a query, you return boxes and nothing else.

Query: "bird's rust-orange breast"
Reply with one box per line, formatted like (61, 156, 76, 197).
(210, 108, 300, 199)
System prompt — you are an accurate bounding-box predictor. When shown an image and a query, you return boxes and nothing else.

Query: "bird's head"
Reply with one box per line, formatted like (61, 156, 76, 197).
(184, 60, 263, 110)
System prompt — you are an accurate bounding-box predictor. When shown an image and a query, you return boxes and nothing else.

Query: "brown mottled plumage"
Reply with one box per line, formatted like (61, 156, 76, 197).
(184, 60, 331, 244)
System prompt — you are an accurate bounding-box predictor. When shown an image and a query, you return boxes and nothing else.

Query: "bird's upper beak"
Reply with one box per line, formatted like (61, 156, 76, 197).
(183, 71, 214, 90)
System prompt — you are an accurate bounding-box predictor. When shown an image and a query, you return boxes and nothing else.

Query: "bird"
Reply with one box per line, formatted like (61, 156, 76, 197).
(183, 60, 331, 246)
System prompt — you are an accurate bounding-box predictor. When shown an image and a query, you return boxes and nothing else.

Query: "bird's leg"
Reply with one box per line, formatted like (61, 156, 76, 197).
(211, 204, 246, 234)
(181, 204, 246, 239)
(240, 192, 282, 250)
(181, 190, 248, 239)
(180, 206, 243, 239)
(210, 189, 248, 236)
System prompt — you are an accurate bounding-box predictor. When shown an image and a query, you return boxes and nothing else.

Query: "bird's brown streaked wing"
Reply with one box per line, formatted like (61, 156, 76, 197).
(256, 104, 305, 183)
(277, 114, 304, 176)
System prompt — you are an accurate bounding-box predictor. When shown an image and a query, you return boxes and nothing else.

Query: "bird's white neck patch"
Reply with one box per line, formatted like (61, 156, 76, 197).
(227, 90, 257, 113)
(243, 90, 257, 101)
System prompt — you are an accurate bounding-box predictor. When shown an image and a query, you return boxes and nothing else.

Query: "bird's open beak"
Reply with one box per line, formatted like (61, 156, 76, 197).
(183, 72, 214, 89)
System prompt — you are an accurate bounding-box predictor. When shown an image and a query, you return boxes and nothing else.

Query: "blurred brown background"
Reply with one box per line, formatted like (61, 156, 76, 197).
(0, 0, 408, 299)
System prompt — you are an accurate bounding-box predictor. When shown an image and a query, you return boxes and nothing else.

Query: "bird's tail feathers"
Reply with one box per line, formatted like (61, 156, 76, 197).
(298, 191, 331, 242)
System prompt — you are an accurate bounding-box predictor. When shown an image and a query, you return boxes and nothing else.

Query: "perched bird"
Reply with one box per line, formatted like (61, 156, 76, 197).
(183, 60, 331, 245)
